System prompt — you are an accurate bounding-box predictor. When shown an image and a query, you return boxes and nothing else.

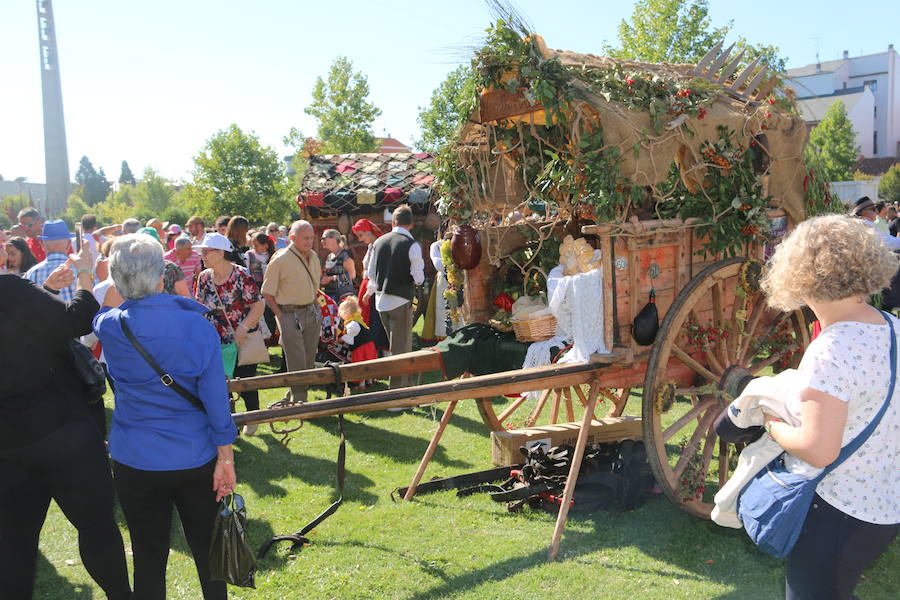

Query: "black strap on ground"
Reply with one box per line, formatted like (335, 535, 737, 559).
(257, 363, 346, 558)
(390, 465, 518, 502)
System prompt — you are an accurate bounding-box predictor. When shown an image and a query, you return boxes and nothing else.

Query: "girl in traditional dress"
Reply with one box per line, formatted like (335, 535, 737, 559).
(337, 295, 378, 388)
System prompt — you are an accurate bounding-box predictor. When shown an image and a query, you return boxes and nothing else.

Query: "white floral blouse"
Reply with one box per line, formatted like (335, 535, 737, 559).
(790, 317, 900, 525)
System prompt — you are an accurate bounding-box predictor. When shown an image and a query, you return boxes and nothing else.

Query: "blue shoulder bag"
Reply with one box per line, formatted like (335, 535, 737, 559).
(737, 310, 896, 558)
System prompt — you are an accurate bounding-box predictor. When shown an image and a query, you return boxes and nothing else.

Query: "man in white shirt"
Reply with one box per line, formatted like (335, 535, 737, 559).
(365, 205, 424, 388)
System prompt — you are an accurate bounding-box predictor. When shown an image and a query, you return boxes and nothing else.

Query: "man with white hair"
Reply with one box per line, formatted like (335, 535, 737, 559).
(261, 220, 321, 403)
(163, 236, 202, 292)
(122, 218, 142, 235)
(24, 220, 80, 302)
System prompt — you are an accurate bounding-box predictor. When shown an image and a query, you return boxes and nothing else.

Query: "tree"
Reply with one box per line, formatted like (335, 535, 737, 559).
(119, 160, 136, 185)
(190, 124, 290, 223)
(132, 167, 174, 218)
(416, 65, 477, 153)
(879, 163, 900, 203)
(1, 193, 31, 227)
(604, 0, 785, 71)
(807, 100, 860, 182)
(305, 56, 382, 154)
(604, 0, 729, 63)
(74, 156, 111, 206)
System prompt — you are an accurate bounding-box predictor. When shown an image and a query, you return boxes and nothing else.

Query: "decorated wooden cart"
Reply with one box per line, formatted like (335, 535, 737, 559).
(230, 19, 841, 559)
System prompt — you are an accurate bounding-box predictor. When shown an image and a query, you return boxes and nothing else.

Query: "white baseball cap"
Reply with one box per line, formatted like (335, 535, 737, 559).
(193, 233, 234, 252)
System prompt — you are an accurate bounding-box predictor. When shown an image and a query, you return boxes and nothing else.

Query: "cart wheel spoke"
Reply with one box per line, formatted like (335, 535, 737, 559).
(710, 281, 730, 366)
(524, 388, 554, 427)
(738, 302, 768, 363)
(750, 342, 800, 375)
(497, 394, 529, 424)
(671, 344, 718, 383)
(672, 410, 716, 481)
(572, 385, 601, 421)
(718, 440, 730, 488)
(662, 397, 716, 443)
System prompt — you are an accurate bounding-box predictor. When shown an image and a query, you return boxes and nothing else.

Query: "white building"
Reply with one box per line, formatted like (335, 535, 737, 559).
(786, 45, 900, 159)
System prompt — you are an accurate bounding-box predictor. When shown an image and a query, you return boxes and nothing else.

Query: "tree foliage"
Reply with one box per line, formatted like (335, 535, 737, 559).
(190, 124, 290, 224)
(879, 163, 900, 203)
(416, 65, 478, 154)
(1, 193, 31, 228)
(119, 160, 136, 185)
(70, 167, 180, 225)
(807, 100, 860, 182)
(305, 56, 382, 154)
(74, 156, 112, 206)
(604, 0, 785, 71)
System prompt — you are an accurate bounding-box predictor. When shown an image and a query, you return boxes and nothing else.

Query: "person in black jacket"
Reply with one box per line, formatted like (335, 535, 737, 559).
(0, 251, 131, 600)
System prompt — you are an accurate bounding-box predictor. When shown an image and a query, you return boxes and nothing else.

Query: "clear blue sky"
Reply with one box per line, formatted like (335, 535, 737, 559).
(2, 0, 896, 183)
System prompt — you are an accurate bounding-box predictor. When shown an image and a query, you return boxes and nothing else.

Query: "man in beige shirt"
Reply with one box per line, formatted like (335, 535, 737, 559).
(262, 220, 322, 403)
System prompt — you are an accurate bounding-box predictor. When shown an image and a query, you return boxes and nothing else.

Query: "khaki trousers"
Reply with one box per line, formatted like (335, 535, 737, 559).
(276, 305, 320, 402)
(379, 301, 413, 388)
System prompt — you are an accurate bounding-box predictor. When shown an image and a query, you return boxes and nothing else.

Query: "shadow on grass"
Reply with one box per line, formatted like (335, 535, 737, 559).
(234, 434, 379, 504)
(306, 417, 473, 469)
(409, 404, 491, 437)
(312, 539, 454, 582)
(398, 497, 783, 600)
(33, 552, 93, 599)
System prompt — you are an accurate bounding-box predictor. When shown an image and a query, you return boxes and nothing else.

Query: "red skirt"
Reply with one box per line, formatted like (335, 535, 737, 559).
(358, 279, 372, 324)
(351, 341, 378, 363)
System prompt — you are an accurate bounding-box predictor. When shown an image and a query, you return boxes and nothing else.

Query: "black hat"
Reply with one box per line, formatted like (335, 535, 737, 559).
(851, 196, 875, 216)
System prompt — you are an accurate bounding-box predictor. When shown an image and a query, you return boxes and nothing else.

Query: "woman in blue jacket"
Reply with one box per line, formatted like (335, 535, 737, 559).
(96, 234, 237, 600)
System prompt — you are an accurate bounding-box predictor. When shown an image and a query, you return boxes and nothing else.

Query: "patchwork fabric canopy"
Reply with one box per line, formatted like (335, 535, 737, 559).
(298, 152, 435, 214)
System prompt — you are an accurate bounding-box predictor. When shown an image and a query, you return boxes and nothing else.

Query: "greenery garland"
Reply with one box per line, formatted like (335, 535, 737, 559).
(436, 19, 797, 258)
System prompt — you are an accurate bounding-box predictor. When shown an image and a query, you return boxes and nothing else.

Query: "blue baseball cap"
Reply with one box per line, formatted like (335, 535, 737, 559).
(38, 219, 75, 241)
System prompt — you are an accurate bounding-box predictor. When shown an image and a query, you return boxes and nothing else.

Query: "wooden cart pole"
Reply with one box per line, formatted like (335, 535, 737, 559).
(547, 380, 600, 561)
(403, 400, 459, 500)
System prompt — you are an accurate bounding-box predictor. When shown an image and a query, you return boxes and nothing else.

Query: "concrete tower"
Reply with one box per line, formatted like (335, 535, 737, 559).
(36, 0, 70, 216)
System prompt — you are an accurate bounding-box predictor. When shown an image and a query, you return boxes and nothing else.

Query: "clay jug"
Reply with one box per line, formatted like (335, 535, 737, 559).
(451, 224, 482, 270)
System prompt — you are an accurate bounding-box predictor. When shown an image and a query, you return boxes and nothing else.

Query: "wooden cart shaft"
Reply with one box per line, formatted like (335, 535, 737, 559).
(231, 351, 623, 426)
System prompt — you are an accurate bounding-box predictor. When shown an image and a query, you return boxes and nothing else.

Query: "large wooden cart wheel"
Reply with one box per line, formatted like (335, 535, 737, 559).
(642, 257, 810, 519)
(476, 385, 631, 432)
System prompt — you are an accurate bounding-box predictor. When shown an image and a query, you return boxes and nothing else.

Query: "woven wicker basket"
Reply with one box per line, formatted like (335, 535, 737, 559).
(512, 313, 557, 342)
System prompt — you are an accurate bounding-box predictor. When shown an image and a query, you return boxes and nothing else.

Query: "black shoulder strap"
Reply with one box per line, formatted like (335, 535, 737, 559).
(289, 248, 317, 288)
(120, 317, 206, 413)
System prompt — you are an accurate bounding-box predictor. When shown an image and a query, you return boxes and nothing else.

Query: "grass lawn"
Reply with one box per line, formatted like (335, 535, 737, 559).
(35, 336, 898, 598)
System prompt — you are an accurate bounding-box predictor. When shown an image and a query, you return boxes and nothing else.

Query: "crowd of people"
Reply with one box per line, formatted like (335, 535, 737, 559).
(0, 203, 444, 598)
(1, 198, 896, 599)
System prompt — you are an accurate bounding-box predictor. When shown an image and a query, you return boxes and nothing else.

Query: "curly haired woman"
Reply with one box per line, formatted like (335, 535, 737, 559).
(745, 215, 898, 599)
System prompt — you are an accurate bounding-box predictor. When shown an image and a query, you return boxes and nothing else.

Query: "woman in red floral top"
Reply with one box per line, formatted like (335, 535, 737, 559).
(194, 234, 265, 396)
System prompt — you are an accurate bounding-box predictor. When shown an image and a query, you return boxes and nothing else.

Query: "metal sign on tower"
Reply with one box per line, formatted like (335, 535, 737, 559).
(36, 0, 70, 216)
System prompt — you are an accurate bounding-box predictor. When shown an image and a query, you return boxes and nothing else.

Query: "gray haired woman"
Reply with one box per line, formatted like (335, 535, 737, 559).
(94, 234, 237, 600)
